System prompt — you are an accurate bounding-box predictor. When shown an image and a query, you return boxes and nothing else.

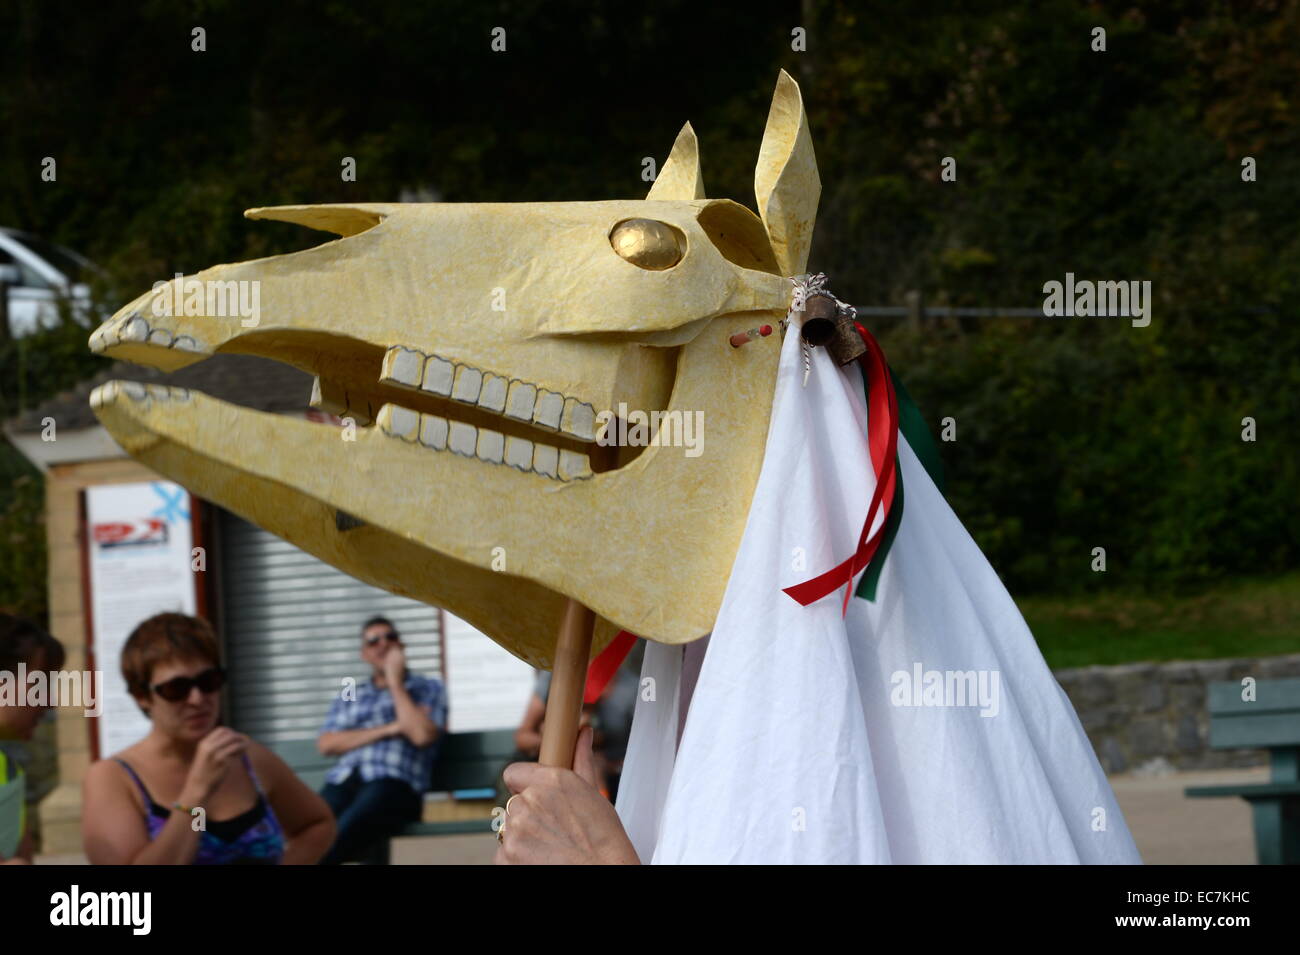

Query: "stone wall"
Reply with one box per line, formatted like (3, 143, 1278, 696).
(1056, 653, 1300, 774)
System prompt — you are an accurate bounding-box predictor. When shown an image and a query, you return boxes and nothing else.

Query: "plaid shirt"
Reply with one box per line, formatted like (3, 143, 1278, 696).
(319, 672, 447, 793)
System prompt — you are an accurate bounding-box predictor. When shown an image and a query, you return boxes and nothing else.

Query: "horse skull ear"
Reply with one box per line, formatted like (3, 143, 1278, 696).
(754, 70, 820, 276)
(243, 203, 393, 237)
(647, 121, 706, 200)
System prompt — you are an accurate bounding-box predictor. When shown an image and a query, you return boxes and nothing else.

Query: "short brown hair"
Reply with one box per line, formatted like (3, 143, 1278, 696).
(121, 613, 220, 698)
(0, 614, 66, 675)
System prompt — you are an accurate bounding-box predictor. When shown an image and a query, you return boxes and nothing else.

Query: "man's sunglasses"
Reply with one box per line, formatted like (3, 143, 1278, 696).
(364, 631, 401, 647)
(151, 667, 226, 702)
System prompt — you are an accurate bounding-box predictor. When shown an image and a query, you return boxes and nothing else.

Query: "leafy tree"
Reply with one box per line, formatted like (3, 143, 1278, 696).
(0, 0, 1296, 600)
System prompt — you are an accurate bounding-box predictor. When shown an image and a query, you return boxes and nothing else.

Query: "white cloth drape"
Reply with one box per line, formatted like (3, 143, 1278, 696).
(615, 325, 1142, 864)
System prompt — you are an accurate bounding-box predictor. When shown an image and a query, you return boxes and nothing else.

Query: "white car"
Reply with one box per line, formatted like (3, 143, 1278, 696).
(0, 228, 101, 336)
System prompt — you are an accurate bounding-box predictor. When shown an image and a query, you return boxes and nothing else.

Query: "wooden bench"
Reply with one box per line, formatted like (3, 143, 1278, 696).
(1184, 678, 1300, 865)
(269, 730, 517, 863)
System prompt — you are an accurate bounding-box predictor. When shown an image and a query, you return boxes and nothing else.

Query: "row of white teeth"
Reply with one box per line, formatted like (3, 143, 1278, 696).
(87, 378, 593, 483)
(89, 325, 595, 446)
(379, 346, 597, 442)
(90, 311, 206, 354)
(89, 381, 192, 408)
(88, 333, 597, 482)
(376, 404, 592, 482)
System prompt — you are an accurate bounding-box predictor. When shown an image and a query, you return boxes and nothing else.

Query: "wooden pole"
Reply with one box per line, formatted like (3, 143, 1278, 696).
(538, 442, 615, 769)
(538, 598, 596, 768)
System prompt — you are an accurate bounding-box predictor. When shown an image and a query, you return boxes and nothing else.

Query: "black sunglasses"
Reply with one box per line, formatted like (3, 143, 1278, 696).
(364, 630, 401, 647)
(151, 667, 225, 702)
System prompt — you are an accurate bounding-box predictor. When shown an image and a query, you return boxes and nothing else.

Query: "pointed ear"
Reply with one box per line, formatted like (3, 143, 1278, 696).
(244, 204, 393, 237)
(647, 122, 706, 200)
(754, 70, 820, 276)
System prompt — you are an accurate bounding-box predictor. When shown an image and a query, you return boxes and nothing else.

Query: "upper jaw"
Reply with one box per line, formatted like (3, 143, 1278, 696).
(87, 277, 680, 483)
(89, 291, 216, 372)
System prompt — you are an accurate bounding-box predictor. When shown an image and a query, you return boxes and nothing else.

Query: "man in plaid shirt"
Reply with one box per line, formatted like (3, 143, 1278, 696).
(316, 616, 446, 864)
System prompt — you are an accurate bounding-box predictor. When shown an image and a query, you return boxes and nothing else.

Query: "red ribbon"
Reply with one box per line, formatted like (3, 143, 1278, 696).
(583, 628, 638, 704)
(782, 322, 900, 613)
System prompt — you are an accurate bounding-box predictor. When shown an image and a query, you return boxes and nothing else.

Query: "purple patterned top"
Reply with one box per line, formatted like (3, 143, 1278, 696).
(115, 753, 285, 865)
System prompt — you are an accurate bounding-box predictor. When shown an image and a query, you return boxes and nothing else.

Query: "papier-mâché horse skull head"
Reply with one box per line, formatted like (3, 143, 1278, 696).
(89, 71, 819, 666)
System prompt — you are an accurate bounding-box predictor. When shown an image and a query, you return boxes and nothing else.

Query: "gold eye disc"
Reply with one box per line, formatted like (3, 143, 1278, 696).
(609, 218, 683, 270)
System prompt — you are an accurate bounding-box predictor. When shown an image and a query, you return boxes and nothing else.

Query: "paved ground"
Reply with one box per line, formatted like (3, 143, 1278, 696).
(1109, 765, 1266, 865)
(38, 765, 1268, 865)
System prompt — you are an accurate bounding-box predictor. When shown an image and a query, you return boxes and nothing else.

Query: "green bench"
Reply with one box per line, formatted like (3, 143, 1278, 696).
(269, 730, 517, 863)
(1185, 678, 1300, 865)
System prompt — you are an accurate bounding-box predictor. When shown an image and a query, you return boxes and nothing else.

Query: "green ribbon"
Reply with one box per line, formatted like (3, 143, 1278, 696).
(855, 368, 945, 601)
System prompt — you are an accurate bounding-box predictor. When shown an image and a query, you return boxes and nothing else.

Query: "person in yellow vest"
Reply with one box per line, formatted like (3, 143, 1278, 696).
(0, 614, 65, 864)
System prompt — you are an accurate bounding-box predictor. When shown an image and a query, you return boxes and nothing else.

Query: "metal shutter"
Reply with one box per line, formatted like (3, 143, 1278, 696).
(218, 510, 443, 745)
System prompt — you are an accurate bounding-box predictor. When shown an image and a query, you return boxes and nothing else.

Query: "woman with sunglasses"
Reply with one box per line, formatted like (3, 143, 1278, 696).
(82, 613, 335, 864)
